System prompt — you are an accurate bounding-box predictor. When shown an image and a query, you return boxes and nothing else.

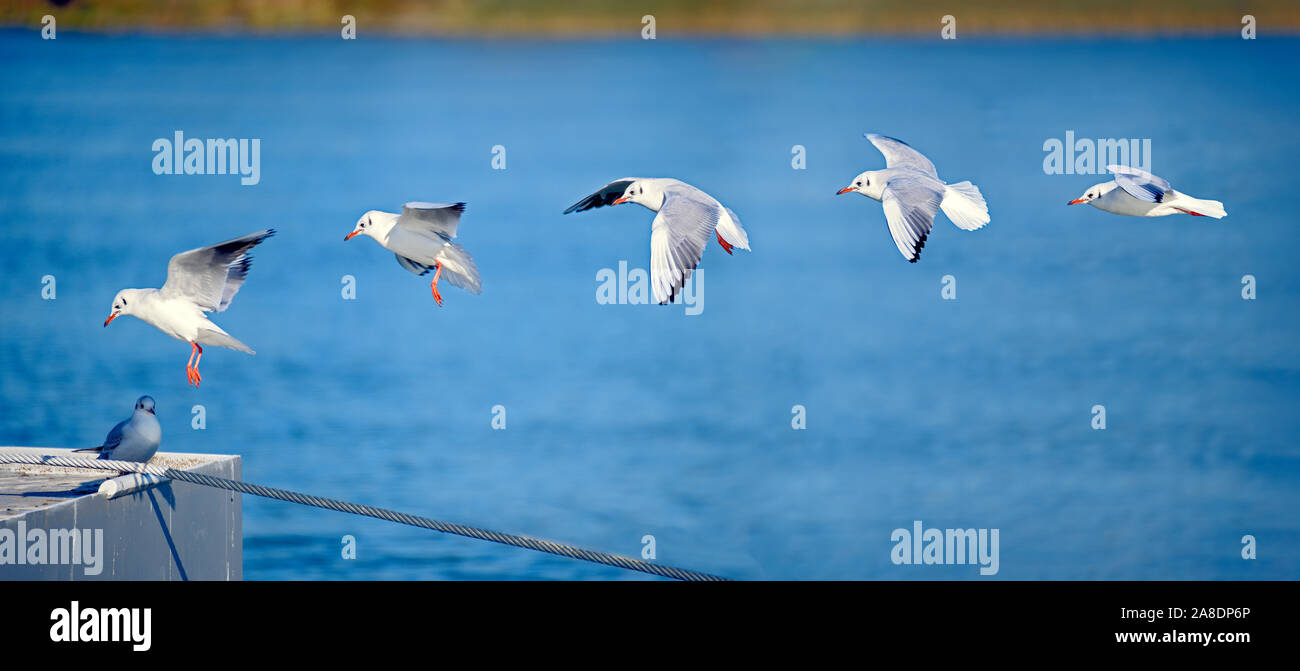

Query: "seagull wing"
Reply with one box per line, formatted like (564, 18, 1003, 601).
(90, 419, 127, 458)
(160, 229, 275, 312)
(563, 178, 638, 214)
(394, 253, 434, 276)
(1107, 165, 1173, 203)
(866, 134, 938, 178)
(650, 190, 719, 304)
(881, 177, 943, 263)
(396, 202, 465, 239)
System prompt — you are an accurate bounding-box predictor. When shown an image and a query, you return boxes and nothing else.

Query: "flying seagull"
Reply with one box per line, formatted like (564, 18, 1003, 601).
(104, 230, 274, 387)
(1068, 165, 1226, 218)
(345, 202, 482, 306)
(564, 178, 749, 304)
(837, 134, 990, 263)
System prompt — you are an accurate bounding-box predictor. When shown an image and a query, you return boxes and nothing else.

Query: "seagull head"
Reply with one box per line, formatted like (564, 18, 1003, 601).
(837, 171, 884, 201)
(1068, 182, 1113, 206)
(134, 396, 156, 415)
(340, 210, 377, 241)
(611, 181, 661, 210)
(345, 210, 395, 241)
(104, 289, 142, 327)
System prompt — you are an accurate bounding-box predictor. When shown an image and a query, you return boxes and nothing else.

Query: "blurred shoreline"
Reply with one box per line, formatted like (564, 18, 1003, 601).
(4, 0, 1299, 37)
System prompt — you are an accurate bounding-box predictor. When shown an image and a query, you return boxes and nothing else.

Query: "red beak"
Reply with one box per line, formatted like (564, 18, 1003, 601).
(103, 313, 117, 327)
(836, 187, 855, 195)
(344, 230, 359, 241)
(1067, 198, 1086, 205)
(611, 196, 630, 205)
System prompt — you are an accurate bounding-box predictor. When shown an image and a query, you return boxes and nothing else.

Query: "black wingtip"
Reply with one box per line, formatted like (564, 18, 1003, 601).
(450, 202, 466, 214)
(909, 232, 928, 262)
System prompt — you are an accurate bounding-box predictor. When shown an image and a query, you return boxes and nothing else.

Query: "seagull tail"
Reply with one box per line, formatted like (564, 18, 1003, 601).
(716, 207, 751, 252)
(1171, 193, 1227, 219)
(940, 181, 991, 231)
(198, 329, 255, 354)
(435, 243, 483, 294)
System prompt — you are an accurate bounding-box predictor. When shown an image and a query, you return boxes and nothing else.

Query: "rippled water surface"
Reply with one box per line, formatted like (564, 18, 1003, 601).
(2, 33, 1297, 578)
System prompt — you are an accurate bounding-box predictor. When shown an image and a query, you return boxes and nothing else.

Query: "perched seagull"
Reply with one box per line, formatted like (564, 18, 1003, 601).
(563, 178, 749, 304)
(1068, 165, 1226, 218)
(104, 230, 274, 387)
(74, 396, 161, 463)
(837, 134, 990, 263)
(344, 202, 482, 306)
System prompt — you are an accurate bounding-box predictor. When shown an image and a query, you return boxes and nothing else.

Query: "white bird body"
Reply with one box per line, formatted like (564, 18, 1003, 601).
(75, 396, 161, 463)
(105, 230, 274, 386)
(346, 202, 482, 305)
(108, 289, 250, 351)
(565, 177, 749, 304)
(838, 134, 989, 263)
(1070, 166, 1226, 218)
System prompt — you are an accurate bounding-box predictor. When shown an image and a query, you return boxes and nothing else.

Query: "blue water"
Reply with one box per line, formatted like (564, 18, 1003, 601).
(2, 32, 1297, 579)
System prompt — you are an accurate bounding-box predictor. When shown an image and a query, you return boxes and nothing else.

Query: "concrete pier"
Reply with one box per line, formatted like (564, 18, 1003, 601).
(0, 447, 241, 580)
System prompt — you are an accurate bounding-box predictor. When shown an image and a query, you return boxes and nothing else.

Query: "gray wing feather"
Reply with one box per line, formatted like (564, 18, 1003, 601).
(650, 191, 719, 304)
(98, 420, 126, 457)
(563, 178, 638, 214)
(881, 177, 943, 263)
(394, 253, 433, 276)
(397, 202, 465, 238)
(160, 229, 275, 312)
(1107, 165, 1172, 203)
(866, 134, 938, 178)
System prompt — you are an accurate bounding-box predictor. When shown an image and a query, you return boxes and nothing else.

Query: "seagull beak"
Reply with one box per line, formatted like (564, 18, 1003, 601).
(612, 196, 630, 205)
(1067, 198, 1086, 205)
(344, 230, 359, 241)
(103, 313, 118, 327)
(836, 187, 855, 195)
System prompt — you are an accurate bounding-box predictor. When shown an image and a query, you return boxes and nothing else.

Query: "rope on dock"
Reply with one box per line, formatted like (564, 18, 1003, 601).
(0, 452, 729, 582)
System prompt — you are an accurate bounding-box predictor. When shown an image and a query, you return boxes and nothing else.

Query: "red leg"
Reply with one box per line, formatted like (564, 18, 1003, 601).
(430, 260, 444, 307)
(716, 231, 734, 255)
(186, 342, 204, 387)
(186, 342, 197, 386)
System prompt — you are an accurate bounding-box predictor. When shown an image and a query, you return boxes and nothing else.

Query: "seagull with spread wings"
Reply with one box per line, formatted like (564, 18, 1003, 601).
(1067, 165, 1226, 218)
(563, 178, 749, 305)
(837, 134, 990, 263)
(103, 229, 275, 387)
(345, 202, 482, 306)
